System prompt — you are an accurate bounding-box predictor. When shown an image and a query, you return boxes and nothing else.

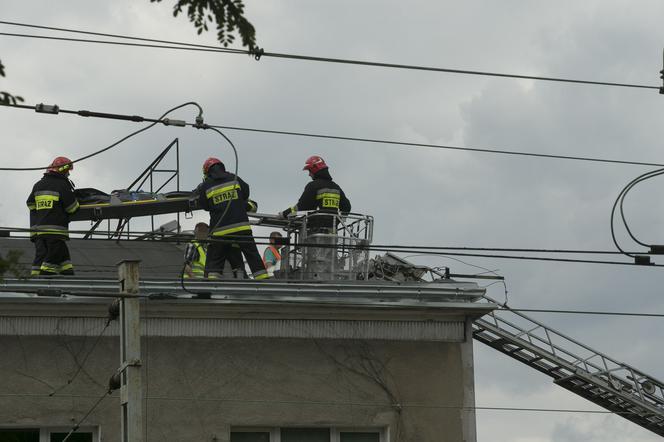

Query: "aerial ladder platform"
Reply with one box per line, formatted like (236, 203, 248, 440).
(473, 296, 664, 436)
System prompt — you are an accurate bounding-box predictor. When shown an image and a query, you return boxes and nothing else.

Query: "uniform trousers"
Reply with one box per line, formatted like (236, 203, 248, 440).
(205, 231, 269, 280)
(32, 237, 74, 276)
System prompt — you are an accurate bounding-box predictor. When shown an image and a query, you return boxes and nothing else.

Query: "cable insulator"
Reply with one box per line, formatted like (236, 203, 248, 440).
(108, 299, 120, 322)
(162, 118, 186, 127)
(649, 245, 664, 255)
(634, 255, 653, 265)
(108, 372, 121, 391)
(35, 103, 59, 114)
(251, 46, 264, 61)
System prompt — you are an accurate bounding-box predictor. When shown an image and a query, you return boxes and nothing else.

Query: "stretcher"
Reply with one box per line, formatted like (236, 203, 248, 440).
(68, 188, 288, 226)
(69, 189, 199, 221)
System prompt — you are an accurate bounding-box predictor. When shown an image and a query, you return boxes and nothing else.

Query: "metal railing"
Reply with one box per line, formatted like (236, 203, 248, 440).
(279, 211, 373, 281)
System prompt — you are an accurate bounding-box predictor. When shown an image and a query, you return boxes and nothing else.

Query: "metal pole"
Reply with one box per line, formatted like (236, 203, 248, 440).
(117, 259, 143, 442)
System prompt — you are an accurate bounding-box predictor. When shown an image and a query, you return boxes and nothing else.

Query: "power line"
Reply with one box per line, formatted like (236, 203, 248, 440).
(48, 321, 111, 397)
(2, 101, 664, 169)
(0, 20, 661, 92)
(499, 307, 664, 318)
(0, 392, 624, 415)
(61, 389, 112, 442)
(206, 123, 664, 168)
(2, 286, 661, 318)
(0, 226, 644, 254)
(1, 228, 657, 267)
(0, 102, 203, 171)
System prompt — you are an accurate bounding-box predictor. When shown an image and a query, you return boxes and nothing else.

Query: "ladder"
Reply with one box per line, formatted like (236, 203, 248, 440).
(473, 296, 664, 436)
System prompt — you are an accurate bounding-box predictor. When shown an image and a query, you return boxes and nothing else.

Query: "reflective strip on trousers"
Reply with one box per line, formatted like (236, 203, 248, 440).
(31, 225, 70, 237)
(252, 269, 270, 280)
(60, 261, 74, 271)
(40, 262, 59, 273)
(211, 223, 252, 237)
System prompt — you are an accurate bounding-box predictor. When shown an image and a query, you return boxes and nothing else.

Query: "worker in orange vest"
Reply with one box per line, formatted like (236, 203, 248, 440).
(262, 231, 283, 275)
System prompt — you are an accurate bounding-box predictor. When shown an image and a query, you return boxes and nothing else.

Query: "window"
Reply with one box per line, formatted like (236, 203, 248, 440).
(0, 427, 96, 442)
(0, 429, 40, 442)
(281, 428, 330, 442)
(340, 432, 380, 442)
(230, 432, 271, 442)
(231, 427, 385, 442)
(49, 433, 93, 442)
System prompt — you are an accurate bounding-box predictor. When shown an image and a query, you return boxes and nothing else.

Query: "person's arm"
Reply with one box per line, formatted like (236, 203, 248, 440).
(340, 189, 351, 213)
(238, 176, 250, 201)
(26, 190, 35, 211)
(246, 199, 258, 213)
(61, 182, 80, 215)
(196, 182, 209, 210)
(281, 183, 317, 217)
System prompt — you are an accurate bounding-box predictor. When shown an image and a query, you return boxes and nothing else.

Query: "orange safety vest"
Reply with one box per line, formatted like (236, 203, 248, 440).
(263, 245, 281, 267)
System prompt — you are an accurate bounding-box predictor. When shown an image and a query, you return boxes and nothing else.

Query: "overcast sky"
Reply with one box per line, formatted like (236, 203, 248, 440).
(2, 1, 664, 441)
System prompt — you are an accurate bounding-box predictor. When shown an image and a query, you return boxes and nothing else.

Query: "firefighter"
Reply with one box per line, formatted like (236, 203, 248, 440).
(26, 156, 80, 276)
(183, 222, 209, 278)
(279, 156, 351, 279)
(196, 157, 269, 280)
(280, 155, 351, 228)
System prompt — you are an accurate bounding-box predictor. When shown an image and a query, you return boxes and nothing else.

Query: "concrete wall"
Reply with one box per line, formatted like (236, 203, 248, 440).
(0, 334, 476, 442)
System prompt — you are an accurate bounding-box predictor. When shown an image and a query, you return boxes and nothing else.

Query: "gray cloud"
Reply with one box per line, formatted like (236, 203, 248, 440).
(2, 1, 664, 440)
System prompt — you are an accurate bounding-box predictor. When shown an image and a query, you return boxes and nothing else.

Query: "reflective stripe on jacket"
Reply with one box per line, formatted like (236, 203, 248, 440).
(281, 169, 351, 229)
(191, 240, 207, 275)
(184, 240, 207, 278)
(26, 172, 79, 239)
(195, 165, 252, 235)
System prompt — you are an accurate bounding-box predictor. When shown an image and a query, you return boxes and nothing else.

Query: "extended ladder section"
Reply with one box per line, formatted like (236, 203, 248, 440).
(473, 296, 664, 436)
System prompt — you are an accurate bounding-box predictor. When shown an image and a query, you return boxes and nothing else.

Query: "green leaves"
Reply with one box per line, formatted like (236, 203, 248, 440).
(0, 92, 25, 105)
(151, 0, 258, 50)
(0, 58, 23, 105)
(0, 249, 24, 280)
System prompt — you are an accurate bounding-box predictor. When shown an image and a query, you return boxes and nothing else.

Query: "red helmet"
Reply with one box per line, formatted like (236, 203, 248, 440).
(47, 156, 74, 174)
(202, 157, 223, 175)
(303, 155, 328, 175)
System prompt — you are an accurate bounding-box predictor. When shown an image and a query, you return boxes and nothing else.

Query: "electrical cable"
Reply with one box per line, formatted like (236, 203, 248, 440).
(0, 101, 203, 171)
(610, 167, 664, 257)
(4, 285, 664, 317)
(2, 101, 664, 169)
(0, 225, 653, 255)
(60, 389, 112, 442)
(0, 392, 632, 415)
(403, 253, 509, 303)
(48, 321, 110, 397)
(1, 229, 660, 267)
(206, 123, 664, 168)
(619, 169, 664, 248)
(3, 288, 664, 319)
(499, 307, 664, 318)
(0, 21, 661, 92)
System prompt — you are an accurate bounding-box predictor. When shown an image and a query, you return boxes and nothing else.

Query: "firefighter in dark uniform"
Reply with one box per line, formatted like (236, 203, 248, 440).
(280, 155, 351, 228)
(26, 156, 80, 276)
(280, 156, 351, 279)
(196, 157, 269, 280)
